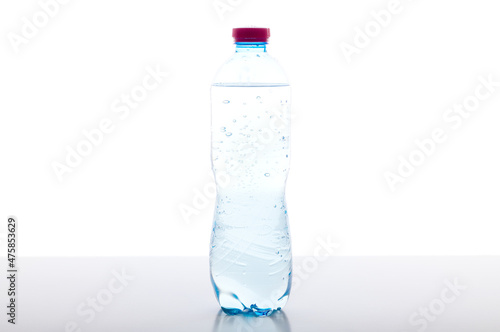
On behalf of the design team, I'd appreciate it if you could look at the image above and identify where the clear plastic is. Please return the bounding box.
[209,42,292,316]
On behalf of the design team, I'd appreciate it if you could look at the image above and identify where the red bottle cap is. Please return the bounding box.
[232,27,270,43]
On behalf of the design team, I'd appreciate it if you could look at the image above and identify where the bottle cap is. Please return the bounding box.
[232,27,270,43]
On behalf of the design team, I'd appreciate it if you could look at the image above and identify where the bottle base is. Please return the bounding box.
[221,304,281,317]
[210,272,291,317]
[211,275,291,317]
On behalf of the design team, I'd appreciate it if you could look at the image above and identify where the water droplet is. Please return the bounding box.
[233,119,236,123]
[274,205,277,208]
[264,173,270,177]
[226,132,232,137]
[286,154,289,158]
[223,100,230,104]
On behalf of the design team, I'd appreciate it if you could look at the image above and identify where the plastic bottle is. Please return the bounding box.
[209,27,292,316]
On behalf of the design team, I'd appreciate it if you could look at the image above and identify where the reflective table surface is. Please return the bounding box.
[1,257,499,331]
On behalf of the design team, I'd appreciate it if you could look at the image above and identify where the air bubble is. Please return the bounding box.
[223,100,230,104]
[226,132,232,137]
[264,173,270,177]
[220,127,226,132]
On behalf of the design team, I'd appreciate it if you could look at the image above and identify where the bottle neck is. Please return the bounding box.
[235,42,267,53]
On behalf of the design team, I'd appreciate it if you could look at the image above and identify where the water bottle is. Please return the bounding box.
[210,27,292,316]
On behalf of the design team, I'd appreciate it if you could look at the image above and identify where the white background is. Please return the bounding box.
[0,0,499,257]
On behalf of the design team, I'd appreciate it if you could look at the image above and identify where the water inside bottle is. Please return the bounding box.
[210,84,292,316]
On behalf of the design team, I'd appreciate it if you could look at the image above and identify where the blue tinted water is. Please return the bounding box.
[210,84,292,316]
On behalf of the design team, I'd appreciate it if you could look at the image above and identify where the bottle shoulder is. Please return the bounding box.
[213,52,289,86]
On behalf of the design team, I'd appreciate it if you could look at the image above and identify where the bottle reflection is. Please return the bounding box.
[212,310,291,332]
